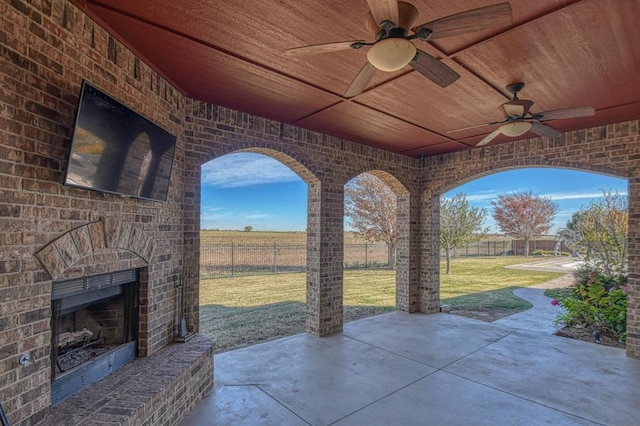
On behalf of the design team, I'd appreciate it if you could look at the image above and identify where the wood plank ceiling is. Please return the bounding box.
[73,0,640,157]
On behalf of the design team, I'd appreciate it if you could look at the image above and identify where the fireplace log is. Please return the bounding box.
[58,328,94,352]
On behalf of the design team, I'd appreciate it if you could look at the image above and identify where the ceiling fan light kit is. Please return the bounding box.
[366,37,416,71]
[500,121,532,137]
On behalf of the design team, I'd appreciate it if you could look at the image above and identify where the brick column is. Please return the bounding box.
[395,191,421,312]
[183,156,202,334]
[306,181,344,336]
[419,193,441,313]
[627,177,640,358]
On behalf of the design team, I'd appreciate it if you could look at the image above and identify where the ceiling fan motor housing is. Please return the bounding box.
[506,82,525,96]
[364,1,419,34]
[499,99,534,118]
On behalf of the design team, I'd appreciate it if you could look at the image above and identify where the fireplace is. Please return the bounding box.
[51,269,139,404]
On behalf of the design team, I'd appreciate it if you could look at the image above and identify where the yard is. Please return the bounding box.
[199,256,564,353]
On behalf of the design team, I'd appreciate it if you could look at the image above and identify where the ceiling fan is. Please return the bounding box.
[285,1,513,97]
[449,82,595,146]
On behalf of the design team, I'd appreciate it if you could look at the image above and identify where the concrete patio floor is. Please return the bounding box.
[181,312,640,425]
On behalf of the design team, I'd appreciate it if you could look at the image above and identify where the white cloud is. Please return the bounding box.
[244,213,270,220]
[202,207,224,213]
[449,189,628,203]
[201,153,301,188]
[200,209,234,221]
[462,191,502,202]
[543,191,628,201]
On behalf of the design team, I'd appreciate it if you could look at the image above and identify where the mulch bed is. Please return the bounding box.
[554,325,626,349]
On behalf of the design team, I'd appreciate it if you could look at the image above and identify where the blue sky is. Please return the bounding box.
[201,152,627,233]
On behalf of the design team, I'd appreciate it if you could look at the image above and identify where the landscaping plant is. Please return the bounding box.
[553,264,627,342]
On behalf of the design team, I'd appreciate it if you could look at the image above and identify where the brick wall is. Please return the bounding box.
[1,0,638,424]
[181,101,423,336]
[1,1,423,423]
[0,0,196,423]
[421,121,640,357]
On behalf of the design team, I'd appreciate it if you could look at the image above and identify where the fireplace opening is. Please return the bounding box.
[51,270,139,404]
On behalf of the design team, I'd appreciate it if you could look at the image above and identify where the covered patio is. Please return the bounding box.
[2,1,640,424]
[183,312,640,425]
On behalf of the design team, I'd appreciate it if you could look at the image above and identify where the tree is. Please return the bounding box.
[244,225,253,232]
[567,190,627,276]
[344,173,397,268]
[440,193,488,274]
[491,190,558,256]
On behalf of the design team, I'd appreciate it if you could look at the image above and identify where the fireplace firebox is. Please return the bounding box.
[51,270,139,404]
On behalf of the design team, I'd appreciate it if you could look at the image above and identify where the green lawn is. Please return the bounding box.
[199,256,564,352]
[440,257,563,311]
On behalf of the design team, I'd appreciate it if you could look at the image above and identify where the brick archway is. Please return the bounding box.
[182,103,421,337]
[344,170,417,313]
[433,164,626,197]
[421,124,639,357]
[189,146,344,336]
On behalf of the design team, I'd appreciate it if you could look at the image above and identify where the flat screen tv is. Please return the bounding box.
[64,81,177,202]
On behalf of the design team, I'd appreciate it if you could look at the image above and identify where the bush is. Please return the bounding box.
[553,265,627,341]
[573,263,626,291]
[532,249,571,256]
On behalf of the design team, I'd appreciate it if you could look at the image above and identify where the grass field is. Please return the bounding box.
[199,256,564,353]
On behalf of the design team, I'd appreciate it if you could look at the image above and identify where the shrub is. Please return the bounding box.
[554,265,627,341]
[532,249,571,256]
[573,263,626,291]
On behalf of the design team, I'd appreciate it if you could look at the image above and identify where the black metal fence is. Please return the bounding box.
[200,243,390,278]
[200,239,570,278]
[442,239,571,258]
[444,240,512,258]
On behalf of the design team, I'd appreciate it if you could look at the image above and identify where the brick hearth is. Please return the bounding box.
[39,335,213,426]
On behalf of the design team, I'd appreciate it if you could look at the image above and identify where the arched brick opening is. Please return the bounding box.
[421,124,639,357]
[434,165,626,196]
[187,145,350,338]
[343,170,414,313]
[183,99,422,337]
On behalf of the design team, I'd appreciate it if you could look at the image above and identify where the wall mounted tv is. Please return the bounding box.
[64,81,177,202]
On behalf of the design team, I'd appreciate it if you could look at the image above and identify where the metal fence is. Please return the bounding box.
[200,243,390,278]
[200,239,571,278]
[441,239,572,258]
[443,240,512,258]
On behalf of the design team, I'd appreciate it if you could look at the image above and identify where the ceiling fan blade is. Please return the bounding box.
[366,0,399,26]
[537,106,595,121]
[410,50,460,88]
[344,62,377,98]
[530,122,562,138]
[477,128,502,146]
[448,122,492,133]
[414,2,512,40]
[285,41,364,56]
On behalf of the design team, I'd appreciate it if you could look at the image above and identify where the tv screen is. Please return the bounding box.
[64,81,177,202]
